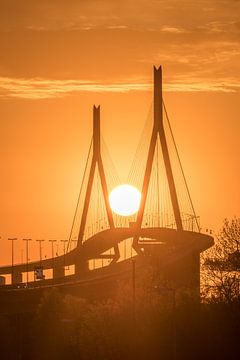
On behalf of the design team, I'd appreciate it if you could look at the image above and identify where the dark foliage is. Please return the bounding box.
[202,217,240,303]
[0,280,239,360]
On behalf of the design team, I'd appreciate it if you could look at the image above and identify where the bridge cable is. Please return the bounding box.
[67,138,93,252]
[127,103,153,189]
[162,100,200,232]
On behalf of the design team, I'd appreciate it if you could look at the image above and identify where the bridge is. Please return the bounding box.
[0,66,213,301]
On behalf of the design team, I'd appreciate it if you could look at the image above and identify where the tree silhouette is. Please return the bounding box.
[202,217,240,303]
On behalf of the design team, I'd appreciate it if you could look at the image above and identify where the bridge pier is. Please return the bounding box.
[53,266,65,279]
[75,261,88,277]
[12,271,23,284]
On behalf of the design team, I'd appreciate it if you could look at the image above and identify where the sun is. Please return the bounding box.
[109,184,141,216]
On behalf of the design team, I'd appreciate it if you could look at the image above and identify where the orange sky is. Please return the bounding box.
[0,0,239,265]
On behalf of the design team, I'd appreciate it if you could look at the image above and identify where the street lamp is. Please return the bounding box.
[49,239,57,280]
[69,239,77,251]
[36,239,45,266]
[60,240,68,275]
[23,238,32,285]
[35,239,45,281]
[8,237,17,284]
[132,259,136,324]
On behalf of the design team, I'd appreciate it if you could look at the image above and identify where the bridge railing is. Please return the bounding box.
[81,213,200,242]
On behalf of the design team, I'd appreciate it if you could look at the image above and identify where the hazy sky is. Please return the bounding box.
[0,0,239,264]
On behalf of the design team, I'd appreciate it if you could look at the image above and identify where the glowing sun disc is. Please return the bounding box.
[109,184,141,216]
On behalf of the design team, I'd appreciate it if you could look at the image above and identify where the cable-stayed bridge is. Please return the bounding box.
[0,67,213,305]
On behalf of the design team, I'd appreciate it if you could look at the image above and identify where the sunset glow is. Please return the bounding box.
[0,2,239,358]
[0,0,239,266]
[109,185,141,216]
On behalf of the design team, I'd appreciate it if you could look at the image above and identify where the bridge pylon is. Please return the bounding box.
[77,105,120,261]
[133,66,183,253]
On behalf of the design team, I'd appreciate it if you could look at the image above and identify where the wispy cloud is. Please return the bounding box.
[0,1,239,87]
[167,78,240,93]
[160,26,187,33]
[0,77,151,99]
[107,25,128,30]
[0,76,239,100]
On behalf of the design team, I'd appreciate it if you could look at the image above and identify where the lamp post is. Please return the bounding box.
[21,249,24,264]
[23,238,32,285]
[70,239,77,251]
[49,239,57,280]
[132,259,136,323]
[61,240,68,276]
[36,239,45,266]
[8,237,17,284]
[36,239,45,281]
[171,287,177,360]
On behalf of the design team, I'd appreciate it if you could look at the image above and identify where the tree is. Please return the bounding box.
[201,217,240,303]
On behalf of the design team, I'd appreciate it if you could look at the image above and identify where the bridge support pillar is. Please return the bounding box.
[75,261,88,277]
[12,271,23,284]
[53,266,65,279]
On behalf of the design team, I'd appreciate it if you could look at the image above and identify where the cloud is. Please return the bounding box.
[1,0,239,34]
[107,25,128,30]
[0,75,239,100]
[167,78,240,93]
[0,77,151,99]
[0,0,239,94]
[161,26,187,33]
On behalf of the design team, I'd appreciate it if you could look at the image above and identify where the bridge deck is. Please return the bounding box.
[0,227,213,275]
